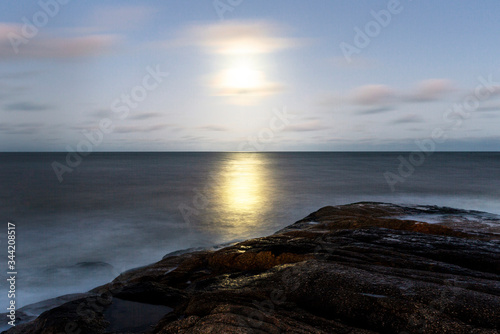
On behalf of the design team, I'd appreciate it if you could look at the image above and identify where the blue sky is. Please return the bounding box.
[1,0,500,151]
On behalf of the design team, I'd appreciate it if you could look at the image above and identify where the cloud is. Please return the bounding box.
[88,110,162,120]
[476,104,500,112]
[321,78,457,110]
[482,85,500,99]
[0,82,29,100]
[166,20,301,105]
[70,121,106,131]
[351,85,395,105]
[181,135,211,142]
[492,87,500,98]
[405,79,454,102]
[208,58,285,104]
[0,23,119,60]
[0,70,42,79]
[130,112,163,120]
[0,122,44,134]
[283,120,329,132]
[183,20,300,55]
[91,5,155,31]
[197,125,230,132]
[211,68,284,98]
[391,114,425,124]
[89,109,113,118]
[316,93,345,107]
[4,102,51,112]
[113,124,169,134]
[356,107,393,115]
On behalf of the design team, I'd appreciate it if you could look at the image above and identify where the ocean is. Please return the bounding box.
[1,152,499,308]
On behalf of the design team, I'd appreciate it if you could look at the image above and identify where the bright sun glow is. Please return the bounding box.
[208,38,283,104]
[218,154,267,210]
[218,66,264,92]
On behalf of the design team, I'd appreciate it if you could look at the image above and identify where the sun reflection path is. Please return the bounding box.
[211,153,273,238]
[220,154,267,211]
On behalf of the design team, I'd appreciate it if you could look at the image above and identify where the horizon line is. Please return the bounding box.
[1,150,499,153]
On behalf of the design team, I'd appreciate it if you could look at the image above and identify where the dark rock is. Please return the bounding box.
[0,293,93,333]
[4,203,499,333]
[103,298,172,333]
[3,296,110,334]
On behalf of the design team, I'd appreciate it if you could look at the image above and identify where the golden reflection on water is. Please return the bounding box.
[209,153,273,239]
[221,156,263,208]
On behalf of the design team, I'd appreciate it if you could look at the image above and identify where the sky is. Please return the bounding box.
[1,0,500,151]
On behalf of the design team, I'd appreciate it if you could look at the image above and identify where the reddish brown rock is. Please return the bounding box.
[4,203,499,334]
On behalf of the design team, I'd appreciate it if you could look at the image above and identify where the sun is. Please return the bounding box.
[209,53,282,104]
[217,66,265,93]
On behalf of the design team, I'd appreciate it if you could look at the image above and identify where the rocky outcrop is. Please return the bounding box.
[4,203,500,333]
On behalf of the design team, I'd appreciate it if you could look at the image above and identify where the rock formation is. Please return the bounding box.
[4,203,499,333]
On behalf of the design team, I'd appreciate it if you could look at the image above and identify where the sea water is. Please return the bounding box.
[0,152,499,308]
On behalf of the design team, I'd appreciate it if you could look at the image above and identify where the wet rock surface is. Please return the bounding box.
[3,202,500,333]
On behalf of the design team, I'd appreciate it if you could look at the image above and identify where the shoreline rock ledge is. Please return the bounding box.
[4,202,500,333]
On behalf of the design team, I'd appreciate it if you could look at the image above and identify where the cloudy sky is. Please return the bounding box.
[1,0,500,151]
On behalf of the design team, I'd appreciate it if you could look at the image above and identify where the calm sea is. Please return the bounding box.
[1,152,499,308]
